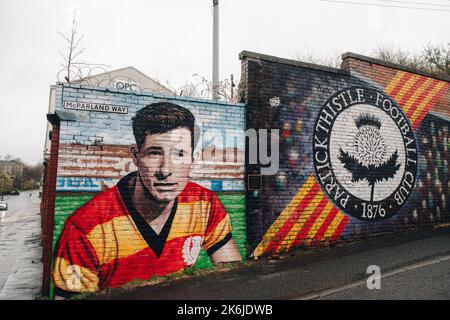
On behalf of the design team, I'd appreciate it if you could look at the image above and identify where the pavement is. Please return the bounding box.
[90,226,450,300]
[0,191,42,300]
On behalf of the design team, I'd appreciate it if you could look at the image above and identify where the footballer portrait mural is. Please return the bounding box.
[50,86,246,298]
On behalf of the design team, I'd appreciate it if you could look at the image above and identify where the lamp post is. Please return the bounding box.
[212,0,219,100]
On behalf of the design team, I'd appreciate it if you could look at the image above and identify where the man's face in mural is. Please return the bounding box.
[132,127,193,202]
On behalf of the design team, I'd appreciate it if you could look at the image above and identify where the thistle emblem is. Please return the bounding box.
[314,87,417,221]
[338,114,401,202]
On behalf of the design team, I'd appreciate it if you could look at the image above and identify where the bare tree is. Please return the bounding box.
[293,43,449,78]
[168,74,240,103]
[23,163,43,183]
[57,12,84,83]
[294,48,342,69]
[422,43,450,77]
[373,43,450,77]
[374,43,424,70]
[57,10,109,84]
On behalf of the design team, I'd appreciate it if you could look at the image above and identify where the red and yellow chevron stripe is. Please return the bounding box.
[385,71,449,129]
[253,176,350,257]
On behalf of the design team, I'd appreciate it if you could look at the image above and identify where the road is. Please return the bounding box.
[316,257,450,300]
[91,227,450,300]
[0,191,42,300]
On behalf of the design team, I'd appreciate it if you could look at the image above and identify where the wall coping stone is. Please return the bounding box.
[239,50,350,76]
[239,50,450,84]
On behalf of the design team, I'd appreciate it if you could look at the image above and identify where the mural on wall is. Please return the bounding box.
[47,55,450,296]
[313,87,417,221]
[241,52,450,258]
[414,113,450,224]
[51,87,246,298]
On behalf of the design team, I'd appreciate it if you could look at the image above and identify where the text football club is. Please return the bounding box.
[313,87,418,221]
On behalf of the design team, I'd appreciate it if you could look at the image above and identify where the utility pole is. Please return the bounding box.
[212,0,219,100]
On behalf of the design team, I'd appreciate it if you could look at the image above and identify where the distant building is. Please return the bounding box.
[0,159,24,189]
[43,66,175,160]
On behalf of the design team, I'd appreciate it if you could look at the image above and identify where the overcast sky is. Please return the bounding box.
[0,0,449,164]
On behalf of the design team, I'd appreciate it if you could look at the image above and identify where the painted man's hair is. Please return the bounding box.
[132,102,198,151]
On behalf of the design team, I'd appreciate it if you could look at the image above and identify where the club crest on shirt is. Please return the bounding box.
[182,236,203,265]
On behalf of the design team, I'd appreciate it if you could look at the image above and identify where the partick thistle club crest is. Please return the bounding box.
[313,87,418,221]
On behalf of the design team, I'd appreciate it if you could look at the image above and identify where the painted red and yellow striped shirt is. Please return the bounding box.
[53,173,233,297]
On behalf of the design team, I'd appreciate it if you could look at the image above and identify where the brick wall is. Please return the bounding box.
[44,84,246,297]
[240,51,450,258]
[41,118,60,297]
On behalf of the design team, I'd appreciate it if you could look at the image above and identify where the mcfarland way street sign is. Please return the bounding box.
[64,101,128,114]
